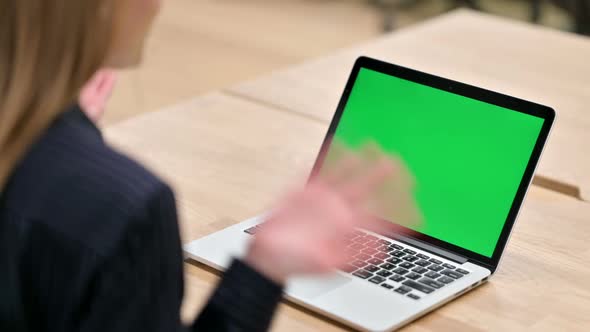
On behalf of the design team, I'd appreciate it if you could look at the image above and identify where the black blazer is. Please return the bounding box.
[0,106,282,332]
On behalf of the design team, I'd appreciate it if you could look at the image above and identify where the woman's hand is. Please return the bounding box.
[79,69,118,122]
[245,144,405,285]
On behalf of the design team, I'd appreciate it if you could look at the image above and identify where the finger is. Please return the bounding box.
[358,140,383,163]
[374,184,423,228]
[320,141,384,189]
[329,141,389,192]
[340,158,395,203]
[320,152,362,187]
[357,189,425,239]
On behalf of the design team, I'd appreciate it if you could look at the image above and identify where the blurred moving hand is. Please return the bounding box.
[245,141,421,284]
[79,69,118,122]
[323,141,423,229]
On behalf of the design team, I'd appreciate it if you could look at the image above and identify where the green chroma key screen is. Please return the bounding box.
[332,68,545,257]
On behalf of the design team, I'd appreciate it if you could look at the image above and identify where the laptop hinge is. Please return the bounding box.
[387,233,468,264]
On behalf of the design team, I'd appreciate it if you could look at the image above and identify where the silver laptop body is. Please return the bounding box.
[185,216,491,331]
[184,57,555,331]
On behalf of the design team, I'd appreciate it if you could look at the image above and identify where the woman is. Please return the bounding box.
[0,1,395,331]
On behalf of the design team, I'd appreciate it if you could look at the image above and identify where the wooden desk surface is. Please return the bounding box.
[105,93,590,331]
[227,9,590,201]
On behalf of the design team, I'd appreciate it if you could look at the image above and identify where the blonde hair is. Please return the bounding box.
[0,0,116,189]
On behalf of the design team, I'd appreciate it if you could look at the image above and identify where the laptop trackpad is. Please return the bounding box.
[286,274,352,300]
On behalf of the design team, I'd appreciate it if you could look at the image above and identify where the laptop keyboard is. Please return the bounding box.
[244,226,470,301]
[341,230,470,300]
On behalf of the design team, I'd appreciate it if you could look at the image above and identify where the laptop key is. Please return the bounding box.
[406,272,421,280]
[429,258,443,265]
[352,260,368,268]
[425,271,441,279]
[355,253,371,261]
[390,244,404,250]
[387,257,402,264]
[394,286,412,294]
[443,263,456,269]
[418,278,444,289]
[428,264,444,272]
[369,276,385,284]
[456,268,470,275]
[391,251,406,257]
[440,269,464,279]
[368,258,384,266]
[380,263,396,270]
[377,246,390,253]
[403,249,416,255]
[389,274,405,283]
[381,283,394,290]
[354,237,371,244]
[412,267,428,274]
[350,243,365,250]
[415,260,431,267]
[375,252,390,260]
[407,293,421,300]
[399,262,414,269]
[365,265,380,273]
[362,248,378,255]
[353,270,372,279]
[366,241,381,249]
[438,276,455,284]
[403,256,419,262]
[377,270,393,278]
[378,239,391,245]
[402,280,435,294]
[416,253,430,260]
[392,267,409,275]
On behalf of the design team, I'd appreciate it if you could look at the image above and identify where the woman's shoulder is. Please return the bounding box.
[2,112,176,256]
[12,125,168,206]
[49,144,175,254]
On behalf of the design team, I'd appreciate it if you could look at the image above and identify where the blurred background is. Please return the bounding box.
[105,0,589,124]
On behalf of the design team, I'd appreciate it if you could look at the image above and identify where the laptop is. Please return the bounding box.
[184,56,555,331]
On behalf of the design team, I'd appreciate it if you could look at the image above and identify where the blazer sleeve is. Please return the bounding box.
[78,183,283,332]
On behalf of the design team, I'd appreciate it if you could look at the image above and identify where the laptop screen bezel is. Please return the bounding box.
[310,56,555,271]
